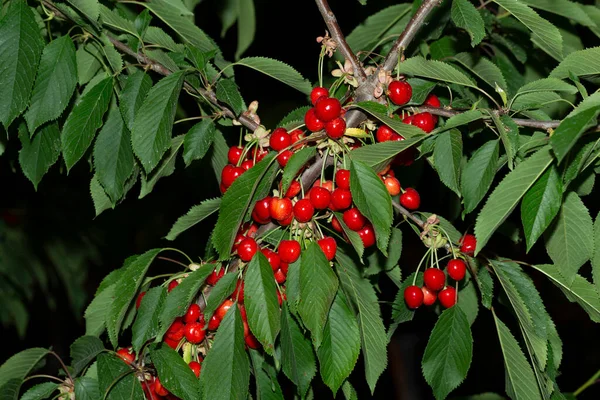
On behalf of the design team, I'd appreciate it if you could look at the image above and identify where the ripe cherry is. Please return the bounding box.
[167,280,179,292]
[422,286,437,306]
[269,128,291,151]
[276,150,293,167]
[261,248,281,271]
[460,234,477,255]
[189,361,201,378]
[447,259,467,281]
[269,197,293,221]
[185,322,206,344]
[311,86,329,105]
[163,337,179,350]
[384,177,401,196]
[331,216,343,232]
[290,129,305,144]
[238,237,258,262]
[400,188,420,210]
[402,114,414,124]
[245,332,261,349]
[278,212,294,226]
[376,125,398,142]
[166,319,185,341]
[305,108,325,132]
[285,180,301,198]
[208,314,221,331]
[313,179,334,192]
[343,208,366,231]
[358,223,376,247]
[335,169,350,190]
[325,117,346,139]
[221,164,245,188]
[318,237,337,261]
[404,285,424,309]
[277,290,287,306]
[153,377,169,397]
[252,197,272,223]
[116,348,135,365]
[388,80,412,105]
[136,291,146,309]
[330,188,352,210]
[206,267,225,285]
[411,112,435,133]
[293,199,314,223]
[241,159,254,170]
[438,287,457,308]
[184,303,201,324]
[251,147,269,162]
[227,146,245,165]
[232,280,244,303]
[278,240,301,263]
[315,97,342,122]
[274,268,286,284]
[280,262,289,275]
[215,299,234,320]
[309,186,331,210]
[425,93,441,108]
[423,268,446,292]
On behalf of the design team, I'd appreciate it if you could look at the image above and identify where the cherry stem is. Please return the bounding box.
[161,248,193,264]
[49,351,73,383]
[157,256,189,269]
[24,374,65,384]
[413,247,432,285]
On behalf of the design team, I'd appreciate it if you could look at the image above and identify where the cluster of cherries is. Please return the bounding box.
[403,233,477,309]
[387,79,441,133]
[304,87,346,138]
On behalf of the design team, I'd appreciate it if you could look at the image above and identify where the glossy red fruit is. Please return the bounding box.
[206,267,225,285]
[330,188,352,210]
[184,303,201,324]
[331,216,343,232]
[376,125,397,142]
[136,291,146,309]
[221,164,245,188]
[153,378,169,396]
[309,186,331,210]
[261,248,281,271]
[311,86,329,105]
[274,268,286,284]
[252,197,272,223]
[318,237,337,261]
[384,177,401,196]
[241,160,254,170]
[290,129,305,144]
[402,115,414,124]
[285,181,301,198]
[438,287,457,308]
[116,348,135,364]
[238,237,258,262]
[411,112,435,133]
[276,150,293,167]
[325,117,346,139]
[305,108,325,132]
[208,315,221,331]
[388,80,412,105]
[424,93,441,108]
[447,259,467,281]
[166,319,185,341]
[278,240,301,263]
[232,280,245,303]
[280,262,289,275]
[227,146,245,165]
[278,212,294,227]
[335,169,350,190]
[163,337,179,349]
[269,128,292,151]
[423,268,446,291]
[400,187,420,210]
[422,286,437,306]
[252,147,269,162]
[189,361,201,378]
[167,280,179,292]
[358,223,376,247]
[404,285,424,309]
[277,290,287,306]
[460,234,477,255]
[315,97,342,122]
[293,199,314,223]
[269,197,293,221]
[245,332,261,349]
[239,305,248,321]
[185,322,206,344]
[313,179,334,192]
[343,208,366,231]
[215,299,234,320]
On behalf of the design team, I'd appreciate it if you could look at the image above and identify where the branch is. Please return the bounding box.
[392,201,426,229]
[315,0,367,84]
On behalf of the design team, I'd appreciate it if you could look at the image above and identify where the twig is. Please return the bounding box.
[314,0,367,84]
[392,201,426,229]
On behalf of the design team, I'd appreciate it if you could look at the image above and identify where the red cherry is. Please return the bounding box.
[313,179,334,192]
[163,337,179,349]
[239,305,248,321]
[311,86,329,105]
[358,223,376,247]
[400,188,420,210]
[245,332,261,349]
[206,267,225,285]
[330,188,352,210]
[460,234,477,255]
[331,216,343,232]
[221,164,245,188]
[238,237,258,262]
[166,319,185,341]
[208,314,221,331]
[278,212,294,226]
[335,169,350,190]
[215,299,234,320]
[343,208,366,231]
[251,147,269,162]
[232,280,244,303]
[278,240,301,263]
[438,287,457,308]
[422,286,437,306]
[388,80,412,105]
[241,159,254,170]
[402,115,414,124]
[274,268,286,284]
[184,303,201,324]
[189,361,201,378]
[185,322,206,344]
[317,237,337,261]
[153,377,169,397]
[269,197,293,221]
[280,262,289,275]
[293,199,314,223]
[290,129,305,143]
[305,108,325,132]
[261,248,281,271]
[252,197,272,224]
[167,280,179,292]
[423,268,446,292]
[315,97,342,122]
[404,285,424,309]
[425,93,441,108]
[376,125,398,142]
[285,181,301,198]
[325,117,346,139]
[227,146,245,165]
[411,112,435,133]
[269,128,292,151]
[277,290,287,306]
[116,348,135,364]
[308,186,331,210]
[136,291,146,309]
[276,150,293,167]
[447,259,467,281]
[384,177,401,196]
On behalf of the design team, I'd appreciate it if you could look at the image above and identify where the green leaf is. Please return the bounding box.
[493,314,542,400]
[235,0,255,60]
[451,53,507,93]
[210,130,229,184]
[521,166,562,251]
[490,114,519,170]
[277,106,311,129]
[21,382,58,400]
[62,76,112,170]
[212,153,277,259]
[493,0,563,61]
[280,303,317,397]
[0,378,21,400]
[474,147,554,254]
[67,0,100,22]
[422,307,473,400]
[139,135,185,198]
[216,78,245,115]
[24,35,77,133]
[0,0,44,129]
[398,57,476,89]
[76,43,102,85]
[299,242,339,348]
[350,160,393,253]
[132,286,166,353]
[432,110,485,134]
[234,57,312,95]
[551,47,600,80]
[166,198,222,240]
[85,284,115,336]
[146,27,184,53]
[513,78,577,100]
[70,336,104,376]
[457,281,479,326]
[90,174,113,216]
[18,122,61,190]
[451,0,485,46]
[106,249,162,348]
[249,350,284,400]
[74,377,99,400]
[406,78,437,105]
[433,129,462,196]
[245,252,281,354]
[365,227,402,275]
[334,212,366,262]
[511,91,561,111]
[388,273,422,339]
[476,266,494,309]
[520,0,595,27]
[120,71,153,132]
[550,106,600,164]
[280,147,316,193]
[462,140,499,214]
[317,291,361,395]
[99,5,137,36]
[150,345,200,400]
[203,272,238,322]
[0,348,49,389]
[352,101,427,139]
[336,250,387,394]
[183,120,216,166]
[350,135,426,172]
[491,33,527,64]
[199,306,250,400]
[544,192,593,283]
[131,71,185,173]
[97,353,144,400]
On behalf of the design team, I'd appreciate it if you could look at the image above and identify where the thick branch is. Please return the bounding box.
[315,0,367,84]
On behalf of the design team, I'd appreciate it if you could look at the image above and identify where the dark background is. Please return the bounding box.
[1,0,599,398]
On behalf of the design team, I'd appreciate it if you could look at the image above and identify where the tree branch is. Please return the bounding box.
[392,201,426,229]
[315,0,367,84]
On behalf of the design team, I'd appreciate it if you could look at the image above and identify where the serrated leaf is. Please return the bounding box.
[451,0,485,46]
[199,306,250,400]
[131,71,184,173]
[520,0,595,27]
[18,122,61,190]
[99,5,136,35]
[74,377,99,400]
[491,33,527,64]
[280,303,317,397]
[0,378,21,400]
[24,35,77,133]
[406,78,437,105]
[76,44,102,86]
[511,91,561,111]
[249,350,284,400]
[544,192,593,283]
[90,174,112,216]
[70,336,104,376]
[280,147,316,193]
[513,78,577,101]
[97,353,143,400]
[235,0,255,60]
[138,134,184,198]
[422,307,473,400]
[457,281,479,326]
[0,0,44,129]
[0,348,49,389]
[234,57,311,95]
[352,101,427,139]
[183,119,216,166]
[67,0,99,22]
[299,242,338,348]
[551,47,600,79]
[210,129,228,184]
[398,57,477,89]
[21,382,58,400]
[521,166,562,251]
[365,227,402,275]
[85,283,115,336]
[277,106,311,128]
[350,135,426,172]
[146,27,184,53]
[452,53,507,93]
[219,0,237,38]
[333,212,365,262]
[490,113,519,170]
[350,160,393,253]
[433,129,462,196]
[474,147,553,254]
[120,71,153,132]
[132,286,166,353]
[166,198,221,240]
[150,345,199,400]
[462,140,499,214]
[476,266,494,309]
[202,271,238,322]
[432,110,484,135]
[216,78,245,115]
[550,105,600,164]
[388,273,423,340]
